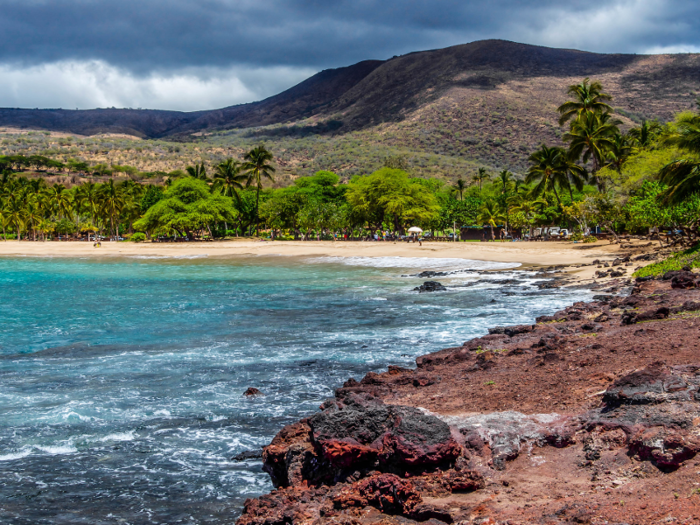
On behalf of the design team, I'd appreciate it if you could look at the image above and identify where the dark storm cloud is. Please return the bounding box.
[0,0,698,75]
[0,1,698,110]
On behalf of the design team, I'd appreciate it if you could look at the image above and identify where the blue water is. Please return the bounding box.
[0,255,588,524]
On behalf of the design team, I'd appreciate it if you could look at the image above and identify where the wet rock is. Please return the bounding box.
[262,421,314,488]
[415,270,448,278]
[232,450,263,462]
[243,387,263,396]
[414,281,447,293]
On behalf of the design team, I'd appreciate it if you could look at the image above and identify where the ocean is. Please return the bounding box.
[0,255,588,524]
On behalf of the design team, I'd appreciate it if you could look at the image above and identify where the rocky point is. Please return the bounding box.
[238,270,700,525]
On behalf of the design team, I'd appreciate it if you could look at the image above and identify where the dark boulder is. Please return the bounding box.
[243,387,263,396]
[670,271,698,289]
[603,362,674,406]
[308,402,461,474]
[232,449,263,462]
[621,306,670,325]
[414,281,447,292]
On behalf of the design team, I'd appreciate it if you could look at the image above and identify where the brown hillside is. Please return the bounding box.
[1,40,699,172]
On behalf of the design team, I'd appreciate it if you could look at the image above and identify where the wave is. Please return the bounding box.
[309,256,518,271]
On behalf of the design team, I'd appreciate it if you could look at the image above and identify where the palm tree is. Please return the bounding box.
[563,111,620,188]
[659,113,700,203]
[0,205,7,241]
[454,178,466,200]
[4,192,26,241]
[243,145,275,232]
[48,184,73,220]
[628,120,662,148]
[512,199,547,240]
[98,179,125,239]
[557,78,613,126]
[75,182,100,227]
[472,167,489,191]
[477,200,503,241]
[525,145,569,207]
[497,170,513,195]
[24,196,44,241]
[213,159,246,200]
[604,133,633,173]
[186,162,208,181]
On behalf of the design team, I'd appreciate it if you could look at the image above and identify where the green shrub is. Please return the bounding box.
[583,236,597,243]
[130,232,147,243]
[633,243,700,278]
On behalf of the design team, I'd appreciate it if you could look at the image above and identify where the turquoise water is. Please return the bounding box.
[0,255,588,524]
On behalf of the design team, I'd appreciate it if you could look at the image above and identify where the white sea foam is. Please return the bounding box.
[99,431,135,442]
[310,256,518,271]
[0,449,32,462]
[35,444,78,455]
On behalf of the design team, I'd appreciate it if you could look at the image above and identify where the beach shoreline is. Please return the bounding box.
[0,238,652,284]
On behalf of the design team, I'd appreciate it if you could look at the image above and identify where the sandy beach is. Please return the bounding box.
[0,239,645,284]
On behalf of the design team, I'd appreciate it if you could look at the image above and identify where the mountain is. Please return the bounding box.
[1,40,699,170]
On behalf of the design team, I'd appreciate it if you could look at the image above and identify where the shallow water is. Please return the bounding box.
[0,255,588,524]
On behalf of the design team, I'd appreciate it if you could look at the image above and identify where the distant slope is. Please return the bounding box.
[0,40,698,145]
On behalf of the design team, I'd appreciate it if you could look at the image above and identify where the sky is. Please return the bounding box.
[0,0,698,112]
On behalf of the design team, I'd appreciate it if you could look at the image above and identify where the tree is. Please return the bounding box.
[477,200,503,240]
[346,168,439,233]
[525,145,571,207]
[75,182,100,226]
[472,167,489,190]
[454,178,467,200]
[186,162,208,181]
[604,133,633,173]
[628,120,663,148]
[213,159,247,201]
[563,111,620,183]
[659,112,700,204]
[134,178,237,240]
[98,179,125,239]
[557,78,613,126]
[243,145,276,232]
[48,184,73,220]
[140,185,164,213]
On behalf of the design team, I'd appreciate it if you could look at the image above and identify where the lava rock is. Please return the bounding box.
[414,281,447,293]
[244,387,263,396]
[232,450,263,462]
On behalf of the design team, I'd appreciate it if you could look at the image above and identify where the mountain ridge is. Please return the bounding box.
[0,40,698,149]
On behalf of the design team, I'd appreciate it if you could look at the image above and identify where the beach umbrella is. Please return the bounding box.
[407,227,423,233]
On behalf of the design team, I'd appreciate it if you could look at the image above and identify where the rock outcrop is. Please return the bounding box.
[239,272,700,524]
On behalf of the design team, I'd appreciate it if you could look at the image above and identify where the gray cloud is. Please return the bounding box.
[0,0,698,110]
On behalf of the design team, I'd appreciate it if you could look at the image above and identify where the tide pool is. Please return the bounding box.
[0,255,587,524]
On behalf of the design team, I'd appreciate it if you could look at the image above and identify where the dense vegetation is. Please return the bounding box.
[0,79,698,243]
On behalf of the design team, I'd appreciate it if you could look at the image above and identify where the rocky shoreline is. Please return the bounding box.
[237,268,700,525]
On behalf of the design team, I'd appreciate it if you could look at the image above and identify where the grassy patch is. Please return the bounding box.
[484,380,496,386]
[633,243,700,278]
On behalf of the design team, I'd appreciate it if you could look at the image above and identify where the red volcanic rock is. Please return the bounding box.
[262,421,314,488]
[629,427,700,470]
[356,474,422,515]
[239,274,700,525]
[308,401,461,474]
